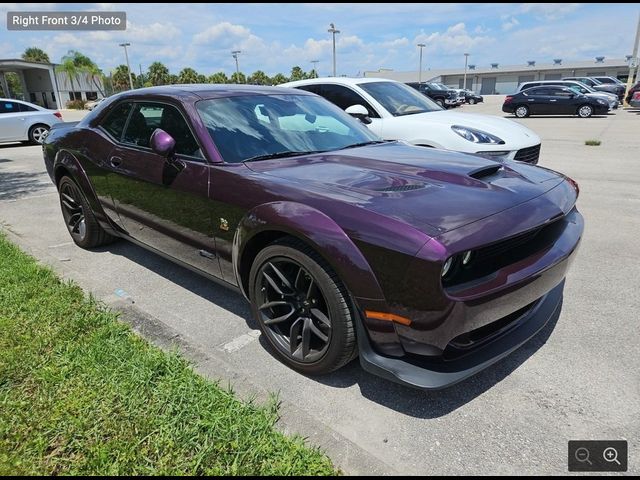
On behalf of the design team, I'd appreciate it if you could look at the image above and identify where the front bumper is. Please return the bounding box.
[357,279,564,390]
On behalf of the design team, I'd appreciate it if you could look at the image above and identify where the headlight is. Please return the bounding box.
[441,257,453,277]
[451,125,505,144]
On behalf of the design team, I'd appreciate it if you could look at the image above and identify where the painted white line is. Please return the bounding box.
[48,242,74,248]
[220,330,261,353]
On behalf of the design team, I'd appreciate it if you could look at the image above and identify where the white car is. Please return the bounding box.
[281,78,542,164]
[0,98,63,144]
[85,97,106,111]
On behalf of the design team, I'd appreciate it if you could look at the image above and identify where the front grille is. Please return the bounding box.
[474,226,542,260]
[514,144,541,164]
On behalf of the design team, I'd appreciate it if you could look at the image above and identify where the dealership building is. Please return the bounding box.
[0,58,105,109]
[364,57,633,95]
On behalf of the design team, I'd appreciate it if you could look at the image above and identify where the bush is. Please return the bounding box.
[65,99,87,110]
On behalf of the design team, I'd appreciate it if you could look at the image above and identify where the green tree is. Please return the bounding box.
[56,56,80,94]
[147,61,169,86]
[230,71,246,84]
[289,66,306,81]
[86,63,106,97]
[177,68,199,84]
[308,69,318,79]
[168,74,179,85]
[248,70,270,85]
[270,73,289,85]
[22,47,50,63]
[2,73,23,98]
[196,74,207,83]
[112,65,135,92]
[56,50,106,95]
[208,72,229,83]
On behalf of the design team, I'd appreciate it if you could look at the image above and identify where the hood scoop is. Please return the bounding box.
[469,164,502,180]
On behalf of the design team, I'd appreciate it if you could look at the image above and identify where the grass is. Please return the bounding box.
[0,233,336,475]
[584,139,602,146]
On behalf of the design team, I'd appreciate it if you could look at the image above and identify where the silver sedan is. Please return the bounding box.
[0,98,63,145]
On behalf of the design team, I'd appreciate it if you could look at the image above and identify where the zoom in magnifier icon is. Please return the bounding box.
[603,447,621,465]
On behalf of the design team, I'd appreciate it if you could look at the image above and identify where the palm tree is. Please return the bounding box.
[178,68,199,84]
[86,64,105,97]
[270,73,289,85]
[112,65,135,92]
[22,47,50,63]
[208,72,229,84]
[147,61,169,86]
[230,72,246,84]
[289,66,306,81]
[248,70,270,85]
[55,57,80,95]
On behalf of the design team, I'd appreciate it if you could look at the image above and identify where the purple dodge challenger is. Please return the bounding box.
[43,85,583,389]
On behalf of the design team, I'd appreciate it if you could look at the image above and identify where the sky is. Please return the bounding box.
[0,3,638,77]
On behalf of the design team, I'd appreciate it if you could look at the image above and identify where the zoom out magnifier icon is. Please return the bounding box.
[603,447,621,465]
[575,447,592,465]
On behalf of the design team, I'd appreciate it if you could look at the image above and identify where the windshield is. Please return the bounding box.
[569,83,592,93]
[428,83,445,90]
[195,94,379,163]
[358,81,442,116]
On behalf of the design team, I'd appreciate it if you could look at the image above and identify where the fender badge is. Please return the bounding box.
[219,218,229,231]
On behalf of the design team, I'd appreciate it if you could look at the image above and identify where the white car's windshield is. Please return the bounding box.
[358,81,442,116]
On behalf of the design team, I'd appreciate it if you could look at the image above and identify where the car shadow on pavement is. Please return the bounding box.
[98,239,562,418]
[0,169,54,201]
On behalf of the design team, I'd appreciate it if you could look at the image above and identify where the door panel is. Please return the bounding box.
[108,101,221,277]
[0,102,25,141]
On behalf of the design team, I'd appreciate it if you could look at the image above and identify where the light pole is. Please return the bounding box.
[311,60,319,78]
[328,23,340,77]
[231,50,241,83]
[463,52,470,90]
[624,13,640,106]
[118,42,134,90]
[417,43,426,84]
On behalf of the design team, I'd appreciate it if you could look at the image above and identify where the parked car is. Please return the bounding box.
[437,84,466,105]
[591,76,625,86]
[630,91,640,108]
[42,84,583,390]
[85,97,106,111]
[517,80,619,110]
[503,86,610,118]
[282,77,542,163]
[463,90,484,104]
[406,82,458,108]
[0,98,63,144]
[563,76,625,101]
[625,81,640,104]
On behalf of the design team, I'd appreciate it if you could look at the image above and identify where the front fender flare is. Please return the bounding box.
[233,201,386,303]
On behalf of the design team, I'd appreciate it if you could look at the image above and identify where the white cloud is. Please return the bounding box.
[415,23,494,55]
[502,17,520,31]
[193,22,252,45]
[519,3,581,20]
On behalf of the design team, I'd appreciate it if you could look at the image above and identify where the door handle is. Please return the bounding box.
[550,99,557,102]
[109,156,123,168]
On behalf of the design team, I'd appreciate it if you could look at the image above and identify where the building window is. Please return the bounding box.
[30,93,37,103]
[69,92,82,101]
[85,91,98,101]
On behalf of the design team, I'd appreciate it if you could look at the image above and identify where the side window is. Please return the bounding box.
[319,84,379,118]
[295,84,322,95]
[530,88,550,96]
[100,102,133,141]
[123,102,202,158]
[19,103,38,112]
[0,101,20,114]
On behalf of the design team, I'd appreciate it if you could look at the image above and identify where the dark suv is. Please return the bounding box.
[563,76,625,101]
[626,81,640,104]
[407,82,458,108]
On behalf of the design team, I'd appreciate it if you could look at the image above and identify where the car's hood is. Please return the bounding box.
[585,92,616,102]
[247,142,564,233]
[395,110,540,145]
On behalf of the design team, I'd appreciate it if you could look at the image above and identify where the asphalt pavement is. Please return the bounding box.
[1,99,638,475]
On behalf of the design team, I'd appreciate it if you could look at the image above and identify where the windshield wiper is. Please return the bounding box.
[338,140,391,150]
[242,150,324,163]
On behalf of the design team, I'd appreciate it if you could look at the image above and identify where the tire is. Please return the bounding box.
[515,105,530,118]
[249,238,357,375]
[28,124,50,145]
[469,98,476,105]
[58,176,115,249]
[435,98,445,108]
[577,104,593,118]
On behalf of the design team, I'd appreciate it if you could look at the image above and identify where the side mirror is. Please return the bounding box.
[150,128,176,158]
[345,104,372,125]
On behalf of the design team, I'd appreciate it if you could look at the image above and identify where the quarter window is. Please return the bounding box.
[100,102,133,141]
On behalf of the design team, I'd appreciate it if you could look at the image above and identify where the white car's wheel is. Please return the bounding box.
[28,124,50,145]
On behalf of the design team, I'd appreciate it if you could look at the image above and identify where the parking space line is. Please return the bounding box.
[220,330,261,353]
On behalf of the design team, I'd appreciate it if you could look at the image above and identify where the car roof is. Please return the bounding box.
[282,77,398,88]
[114,84,314,100]
[0,98,46,110]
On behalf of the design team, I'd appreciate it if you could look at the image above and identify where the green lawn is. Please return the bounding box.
[0,234,336,475]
